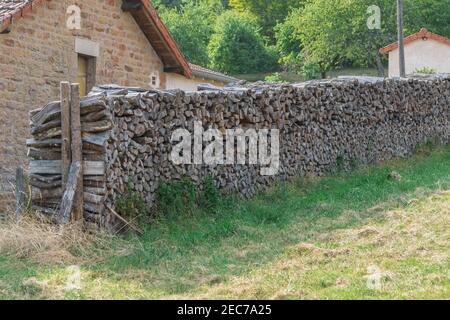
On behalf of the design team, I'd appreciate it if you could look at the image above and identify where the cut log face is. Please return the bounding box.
[28,77,450,229]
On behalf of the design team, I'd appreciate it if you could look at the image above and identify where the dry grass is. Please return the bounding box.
[0,213,132,266]
[169,188,449,299]
[0,144,448,299]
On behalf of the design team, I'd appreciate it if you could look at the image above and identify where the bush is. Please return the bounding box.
[264,72,283,83]
[274,12,303,72]
[208,11,278,75]
[156,175,221,216]
[414,67,436,75]
[116,180,148,223]
[158,1,223,66]
[301,63,321,80]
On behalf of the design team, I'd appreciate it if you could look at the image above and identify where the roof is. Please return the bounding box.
[380,28,450,55]
[189,63,239,83]
[0,0,192,78]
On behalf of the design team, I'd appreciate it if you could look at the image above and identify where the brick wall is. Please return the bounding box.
[0,0,166,210]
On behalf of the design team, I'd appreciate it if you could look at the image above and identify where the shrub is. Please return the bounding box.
[158,1,223,66]
[414,67,437,75]
[208,11,278,75]
[156,175,221,216]
[116,180,148,223]
[264,72,283,83]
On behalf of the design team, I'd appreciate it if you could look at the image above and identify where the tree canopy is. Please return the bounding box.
[152,0,450,77]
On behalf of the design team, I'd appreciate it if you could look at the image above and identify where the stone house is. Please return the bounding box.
[380,28,450,77]
[0,0,236,209]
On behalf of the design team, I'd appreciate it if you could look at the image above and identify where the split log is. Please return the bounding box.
[57,161,81,224]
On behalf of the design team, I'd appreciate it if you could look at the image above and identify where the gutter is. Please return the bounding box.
[192,69,239,84]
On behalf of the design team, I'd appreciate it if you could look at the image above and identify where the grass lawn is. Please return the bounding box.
[237,67,386,83]
[0,143,449,300]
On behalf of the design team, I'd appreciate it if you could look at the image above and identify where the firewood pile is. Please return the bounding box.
[27,77,450,228]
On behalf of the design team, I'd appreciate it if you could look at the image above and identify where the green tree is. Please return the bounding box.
[208,11,278,74]
[229,0,304,39]
[403,0,450,38]
[278,0,398,78]
[158,1,225,66]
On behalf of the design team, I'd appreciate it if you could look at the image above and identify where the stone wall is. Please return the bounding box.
[0,0,166,209]
[28,76,450,228]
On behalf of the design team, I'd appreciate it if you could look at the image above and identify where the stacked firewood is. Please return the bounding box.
[27,93,111,228]
[28,77,450,228]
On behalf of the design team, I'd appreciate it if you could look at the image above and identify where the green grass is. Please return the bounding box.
[237,67,387,83]
[0,143,449,299]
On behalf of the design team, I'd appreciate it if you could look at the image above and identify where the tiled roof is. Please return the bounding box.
[0,0,44,33]
[380,28,450,55]
[189,63,238,83]
[0,0,192,78]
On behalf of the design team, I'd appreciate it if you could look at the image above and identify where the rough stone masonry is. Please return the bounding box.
[28,76,450,229]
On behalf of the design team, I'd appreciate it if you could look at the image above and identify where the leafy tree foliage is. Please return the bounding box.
[229,0,304,39]
[208,11,278,74]
[403,0,450,38]
[152,0,450,78]
[157,1,224,66]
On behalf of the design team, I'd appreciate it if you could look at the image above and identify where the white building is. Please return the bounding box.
[380,28,450,77]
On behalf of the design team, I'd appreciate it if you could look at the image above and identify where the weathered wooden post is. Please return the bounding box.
[397,0,406,77]
[60,82,71,185]
[70,83,84,221]
[15,166,25,217]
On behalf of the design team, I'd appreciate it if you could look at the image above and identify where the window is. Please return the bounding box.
[149,71,160,88]
[77,54,96,96]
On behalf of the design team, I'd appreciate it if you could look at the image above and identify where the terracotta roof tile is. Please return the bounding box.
[380,28,450,55]
[0,0,43,33]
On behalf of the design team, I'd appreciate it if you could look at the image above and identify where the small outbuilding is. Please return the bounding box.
[380,28,450,77]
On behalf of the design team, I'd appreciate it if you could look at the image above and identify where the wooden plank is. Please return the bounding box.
[29,160,61,174]
[84,192,104,204]
[61,81,71,185]
[58,161,81,224]
[71,83,84,221]
[30,101,61,127]
[27,148,61,160]
[30,118,61,135]
[32,187,63,201]
[29,160,104,175]
[85,187,107,195]
[29,174,62,183]
[83,161,105,175]
[29,178,62,189]
[15,167,25,216]
[26,138,62,148]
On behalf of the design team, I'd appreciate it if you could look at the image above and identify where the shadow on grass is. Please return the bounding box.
[94,144,450,297]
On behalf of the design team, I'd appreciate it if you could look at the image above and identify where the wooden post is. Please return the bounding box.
[58,161,81,224]
[397,0,406,77]
[60,82,71,185]
[15,166,24,217]
[70,83,84,221]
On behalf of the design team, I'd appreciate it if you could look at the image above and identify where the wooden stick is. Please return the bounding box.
[15,167,24,217]
[106,205,144,235]
[70,83,84,221]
